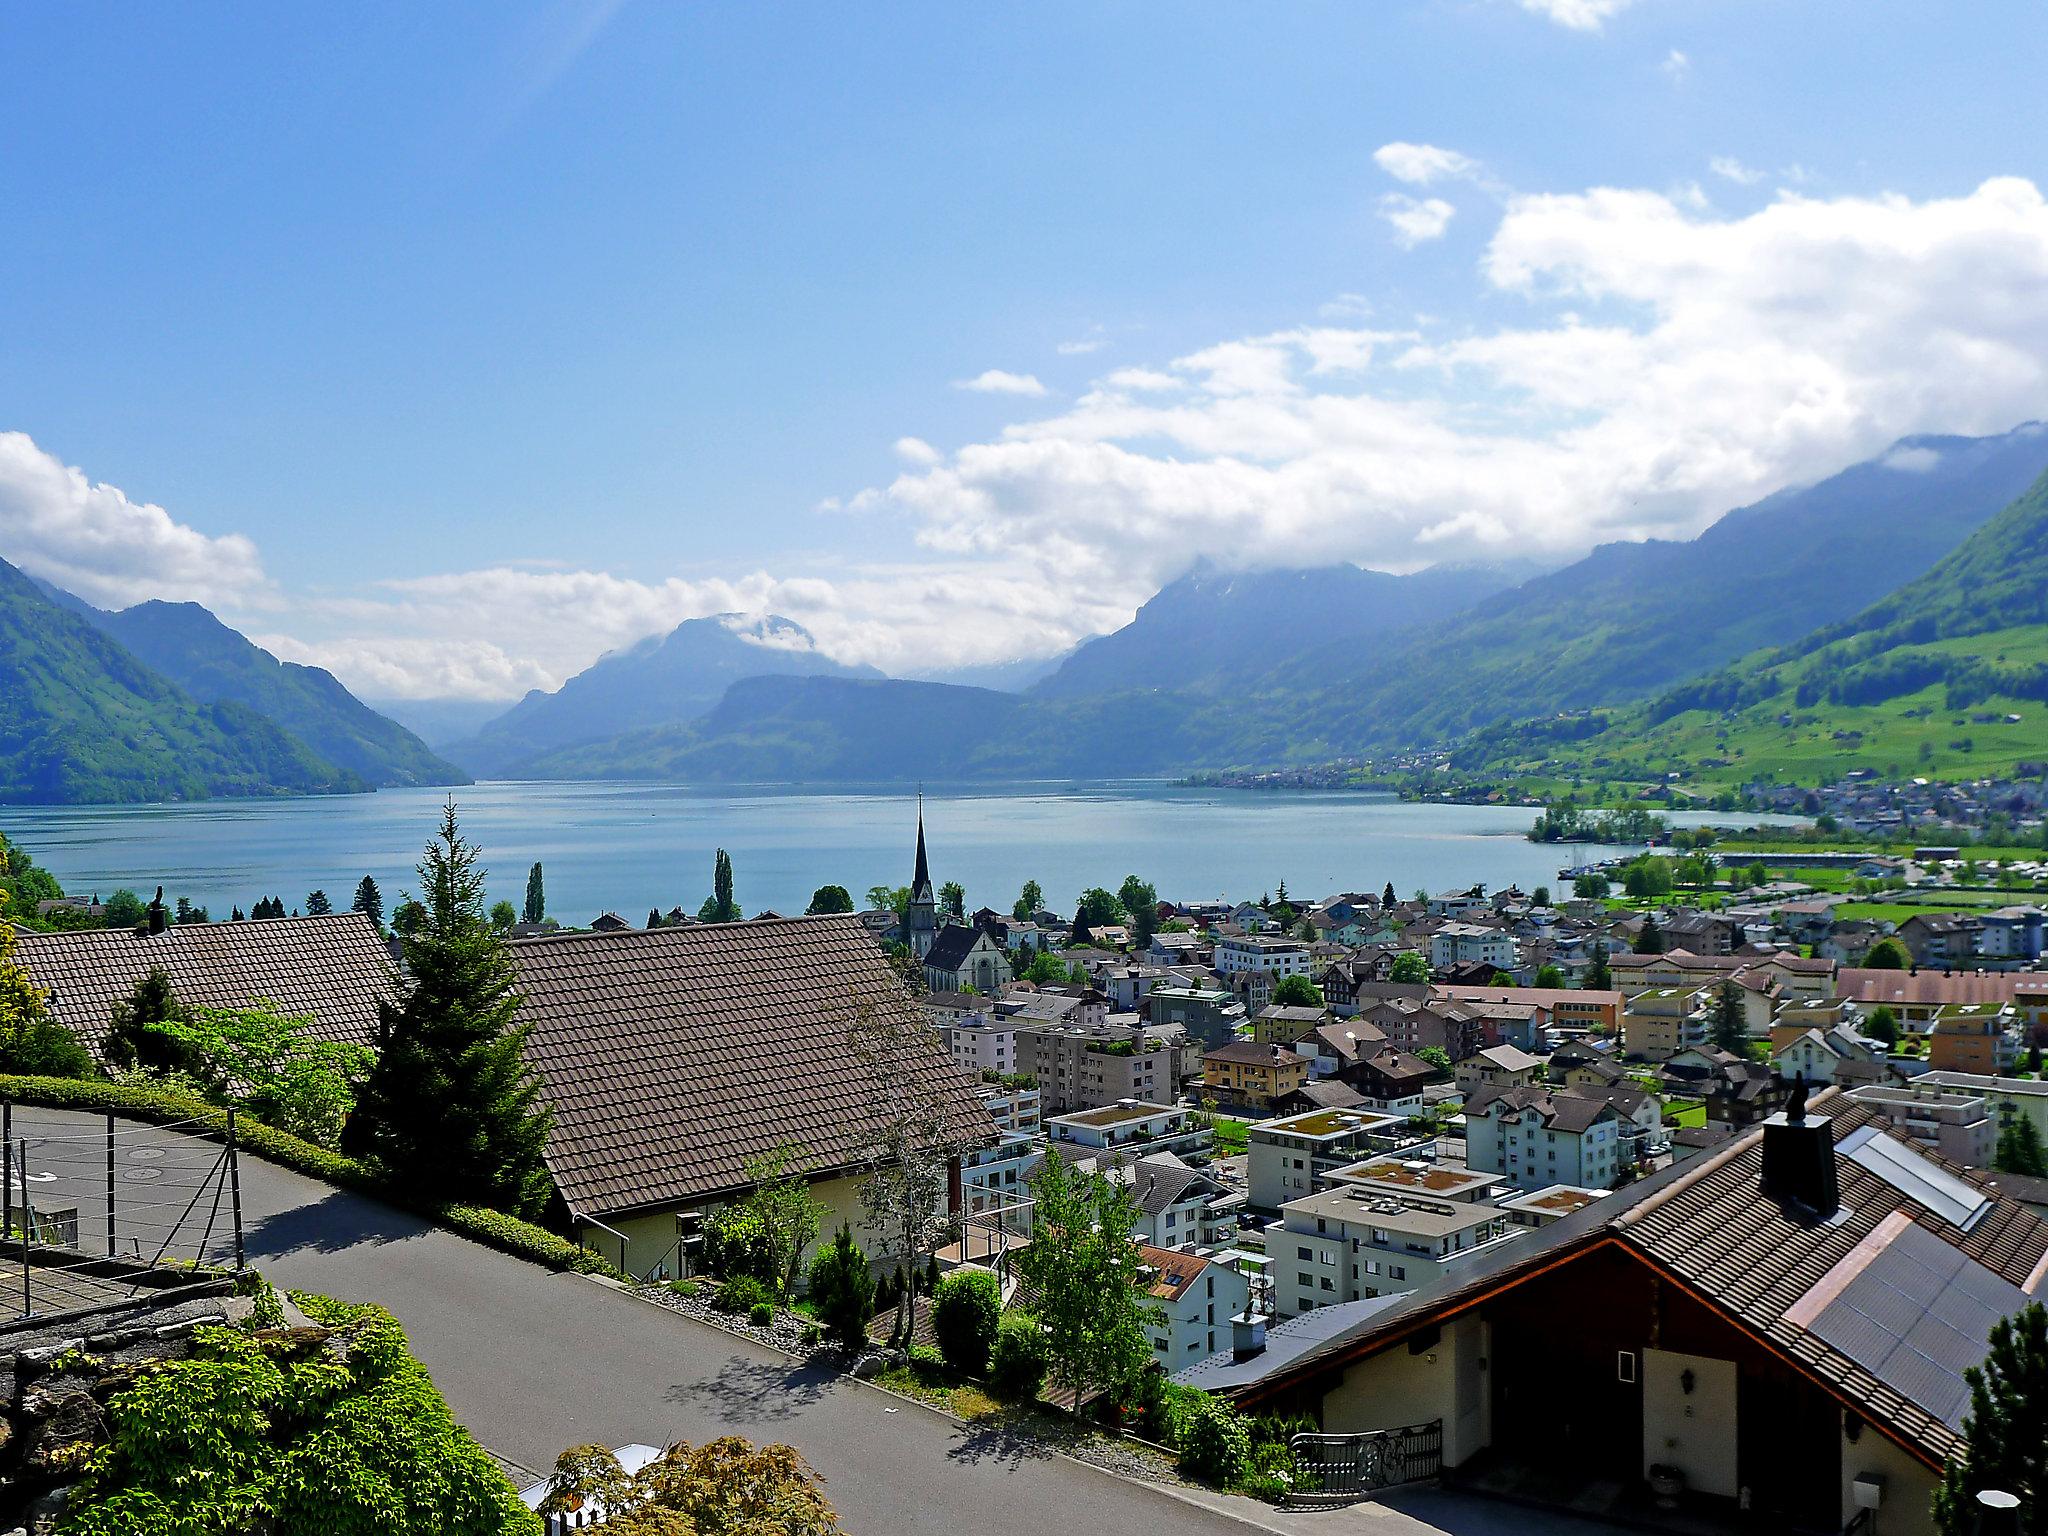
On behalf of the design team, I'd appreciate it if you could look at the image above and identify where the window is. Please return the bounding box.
[1389,1265,1406,1280]
[1297,1246,1313,1261]
[1298,1273,1314,1288]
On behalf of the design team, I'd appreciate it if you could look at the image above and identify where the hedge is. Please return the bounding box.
[0,1074,622,1280]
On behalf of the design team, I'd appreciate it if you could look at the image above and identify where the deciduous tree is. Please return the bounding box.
[1389,951,1430,984]
[1013,880,1043,921]
[806,885,853,915]
[1018,1153,1153,1414]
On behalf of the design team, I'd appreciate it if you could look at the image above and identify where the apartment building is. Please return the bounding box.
[1010,1021,1180,1113]
[1464,1085,1625,1190]
[1140,1246,1252,1367]
[1845,1082,1996,1167]
[1214,935,1311,981]
[1273,1183,1516,1314]
[1621,986,1712,1063]
[1245,1108,1412,1214]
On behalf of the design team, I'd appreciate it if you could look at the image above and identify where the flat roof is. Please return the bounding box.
[1252,1109,1402,1140]
[1051,1100,1180,1128]
[1328,1158,1497,1196]
[1281,1185,1508,1235]
[1500,1184,1608,1216]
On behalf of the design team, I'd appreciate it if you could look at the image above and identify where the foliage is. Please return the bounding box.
[344,803,554,1218]
[1013,880,1043,921]
[132,1003,372,1149]
[1417,1046,1452,1074]
[1636,913,1665,955]
[1175,1391,1253,1487]
[988,1311,1051,1400]
[806,884,854,915]
[1574,872,1611,899]
[1997,1117,2048,1178]
[1534,964,1566,989]
[1862,937,1912,970]
[489,899,517,930]
[1018,1153,1154,1413]
[1388,951,1430,984]
[1708,980,1749,1055]
[699,848,741,923]
[702,1205,777,1286]
[105,968,197,1073]
[351,874,384,931]
[543,1436,841,1536]
[1073,887,1126,931]
[1936,1303,2047,1534]
[939,880,965,919]
[1622,856,1675,900]
[524,861,545,924]
[1585,940,1612,990]
[715,1274,774,1315]
[932,1269,1002,1375]
[740,1145,824,1300]
[805,1224,875,1354]
[1270,973,1324,1008]
[1863,1004,1899,1045]
[59,1296,537,1536]
[303,888,332,916]
[749,1301,775,1327]
[0,896,92,1078]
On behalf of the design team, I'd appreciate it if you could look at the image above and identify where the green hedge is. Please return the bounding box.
[0,1074,620,1279]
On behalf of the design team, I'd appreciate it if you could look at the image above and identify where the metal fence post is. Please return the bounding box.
[2,1102,11,1242]
[106,1113,116,1258]
[18,1137,30,1319]
[226,1108,245,1272]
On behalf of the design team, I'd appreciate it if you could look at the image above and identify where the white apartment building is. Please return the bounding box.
[1429,923,1519,973]
[1274,1183,1517,1315]
[1214,935,1311,981]
[1463,1086,1625,1191]
[1245,1108,1413,1214]
[1847,1082,1997,1168]
[1046,1100,1210,1159]
[960,1131,1041,1230]
[976,1082,1041,1135]
[1140,1245,1253,1366]
[942,1016,1019,1078]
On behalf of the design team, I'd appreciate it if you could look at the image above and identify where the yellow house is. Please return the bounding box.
[1203,1040,1312,1110]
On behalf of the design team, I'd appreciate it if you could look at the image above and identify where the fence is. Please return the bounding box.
[1286,1420,1444,1506]
[0,1101,245,1325]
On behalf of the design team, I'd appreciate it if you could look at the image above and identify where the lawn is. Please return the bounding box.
[1664,1099,1707,1129]
[1208,1116,1251,1154]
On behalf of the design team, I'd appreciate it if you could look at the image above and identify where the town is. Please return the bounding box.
[0,800,2044,1535]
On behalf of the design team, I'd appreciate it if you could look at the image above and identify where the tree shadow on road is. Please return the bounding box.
[243,1190,432,1258]
[665,1353,838,1425]
[946,1409,1060,1470]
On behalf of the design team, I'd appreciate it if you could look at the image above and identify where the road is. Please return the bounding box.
[9,1107,1586,1536]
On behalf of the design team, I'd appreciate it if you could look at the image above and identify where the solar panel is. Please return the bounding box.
[1839,1124,1992,1232]
[1806,1220,2030,1428]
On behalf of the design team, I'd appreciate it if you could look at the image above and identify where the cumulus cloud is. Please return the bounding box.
[1513,0,1635,30]
[1661,48,1690,81]
[1380,194,1457,247]
[1373,142,1481,188]
[893,436,942,466]
[0,432,271,610]
[1710,156,1765,186]
[953,369,1049,397]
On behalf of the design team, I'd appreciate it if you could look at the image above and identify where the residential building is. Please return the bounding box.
[1009,1019,1179,1114]
[1663,1046,1786,1128]
[1772,1025,1890,1086]
[1436,982,1624,1039]
[1838,966,2048,1031]
[1343,1047,1439,1116]
[1323,1157,1501,1204]
[1846,1082,1996,1167]
[1111,1154,1229,1249]
[1918,1071,2048,1145]
[1214,934,1311,982]
[1140,1245,1252,1366]
[960,1132,1039,1229]
[1463,1085,1625,1190]
[1454,1045,1545,1094]
[1046,1100,1206,1159]
[1273,1183,1516,1314]
[1497,1183,1607,1229]
[1246,1108,1412,1214]
[940,1015,1018,1078]
[1358,998,1482,1063]
[506,914,994,1279]
[1146,986,1245,1048]
[1428,923,1519,974]
[1202,1040,1312,1112]
[975,1082,1040,1135]
[1620,986,1712,1062]
[1926,1002,2019,1074]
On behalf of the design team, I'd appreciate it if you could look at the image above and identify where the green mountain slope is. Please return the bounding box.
[82,600,469,788]
[0,560,367,804]
[1451,466,2048,790]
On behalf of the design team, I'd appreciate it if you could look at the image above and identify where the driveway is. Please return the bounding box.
[10,1107,1598,1536]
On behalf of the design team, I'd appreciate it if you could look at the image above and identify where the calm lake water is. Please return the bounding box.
[0,781,1779,926]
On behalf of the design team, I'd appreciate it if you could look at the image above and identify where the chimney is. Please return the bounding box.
[146,886,168,937]
[1231,1311,1267,1362]
[1761,1075,1838,1216]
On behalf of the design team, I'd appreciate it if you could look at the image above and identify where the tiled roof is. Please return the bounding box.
[507,915,995,1218]
[14,912,394,1056]
[923,923,992,972]
[1138,1243,1211,1301]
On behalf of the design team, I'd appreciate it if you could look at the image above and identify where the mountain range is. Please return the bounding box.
[468,423,2048,784]
[0,565,466,804]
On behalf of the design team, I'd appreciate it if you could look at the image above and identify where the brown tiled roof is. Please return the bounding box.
[1138,1243,1209,1301]
[1840,968,2048,1006]
[507,914,995,1218]
[14,912,394,1056]
[1203,1040,1308,1067]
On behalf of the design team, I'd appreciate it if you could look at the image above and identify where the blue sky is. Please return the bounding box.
[5,0,2048,700]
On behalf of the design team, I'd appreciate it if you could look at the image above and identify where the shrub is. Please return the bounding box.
[1177,1391,1252,1487]
[906,1343,948,1385]
[805,1224,876,1354]
[666,1279,699,1299]
[801,1321,823,1348]
[987,1311,1050,1400]
[701,1205,777,1286]
[714,1275,772,1315]
[748,1301,774,1327]
[931,1270,1001,1376]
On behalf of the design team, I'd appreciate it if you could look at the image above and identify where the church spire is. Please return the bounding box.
[912,791,932,898]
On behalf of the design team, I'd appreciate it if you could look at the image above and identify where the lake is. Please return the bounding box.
[0,781,1779,926]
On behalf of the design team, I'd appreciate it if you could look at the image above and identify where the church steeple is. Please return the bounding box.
[912,798,933,901]
[907,792,938,959]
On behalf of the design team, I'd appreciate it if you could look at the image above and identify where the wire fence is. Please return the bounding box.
[0,1102,244,1324]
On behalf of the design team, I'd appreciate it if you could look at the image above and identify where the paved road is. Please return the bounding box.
[10,1109,1587,1536]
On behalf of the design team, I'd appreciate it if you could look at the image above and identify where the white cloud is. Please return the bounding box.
[1513,0,1635,30]
[893,436,942,466]
[1661,49,1690,81]
[1100,367,1185,393]
[0,432,272,610]
[1710,156,1765,186]
[1380,194,1457,248]
[1057,336,1105,356]
[1373,142,1481,188]
[1879,445,1943,473]
[953,369,1049,397]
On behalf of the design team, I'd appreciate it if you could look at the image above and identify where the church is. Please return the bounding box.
[904,804,1011,995]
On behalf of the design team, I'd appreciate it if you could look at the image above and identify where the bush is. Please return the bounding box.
[701,1205,777,1286]
[931,1270,1002,1376]
[714,1275,772,1315]
[805,1224,876,1354]
[801,1321,823,1348]
[748,1301,774,1327]
[1177,1391,1252,1487]
[666,1279,699,1298]
[987,1311,1050,1400]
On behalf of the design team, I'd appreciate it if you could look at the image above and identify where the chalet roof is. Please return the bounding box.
[1204,1040,1309,1068]
[1464,1083,1616,1134]
[1231,1097,2048,1467]
[14,911,394,1056]
[507,915,994,1218]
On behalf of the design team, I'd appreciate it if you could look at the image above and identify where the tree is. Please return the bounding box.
[523,862,545,924]
[352,875,385,931]
[1623,857,1673,900]
[1535,964,1566,989]
[1636,914,1665,955]
[988,1311,1051,1400]
[1709,980,1749,1055]
[105,968,197,1073]
[1997,1117,2048,1178]
[1381,881,1397,910]
[1748,861,1769,890]
[1935,1303,2048,1534]
[1532,886,1551,908]
[1075,888,1125,930]
[1117,876,1157,925]
[305,889,333,916]
[1389,951,1430,984]
[1573,872,1611,899]
[1585,941,1612,991]
[741,1145,825,1301]
[135,1004,373,1149]
[848,997,968,1344]
[807,885,854,915]
[489,899,517,931]
[1014,880,1044,922]
[1417,1046,1452,1075]
[103,888,147,928]
[0,896,91,1078]
[544,1436,842,1536]
[805,1224,875,1355]
[1017,1152,1154,1413]
[1862,937,1912,970]
[866,884,911,919]
[343,803,554,1218]
[392,898,427,937]
[939,880,965,919]
[1863,1004,1899,1045]
[700,849,740,923]
[932,1269,1002,1375]
[1270,973,1325,1008]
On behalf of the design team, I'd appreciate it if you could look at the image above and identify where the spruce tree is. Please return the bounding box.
[1586,940,1612,991]
[305,889,332,916]
[1382,881,1397,911]
[524,862,545,925]
[1936,1303,2048,1533]
[352,875,385,931]
[1709,979,1749,1055]
[343,805,552,1218]
[1997,1117,2048,1178]
[1636,913,1665,955]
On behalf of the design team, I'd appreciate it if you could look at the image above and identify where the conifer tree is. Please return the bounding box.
[305,889,332,916]
[352,875,384,931]
[343,804,552,1218]
[1936,1303,2048,1533]
[1586,940,1612,991]
[1997,1117,2048,1178]
[1709,979,1750,1055]
[524,862,545,925]
[1382,880,1397,911]
[1636,913,1665,955]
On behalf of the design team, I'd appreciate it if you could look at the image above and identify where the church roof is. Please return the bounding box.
[912,807,933,900]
